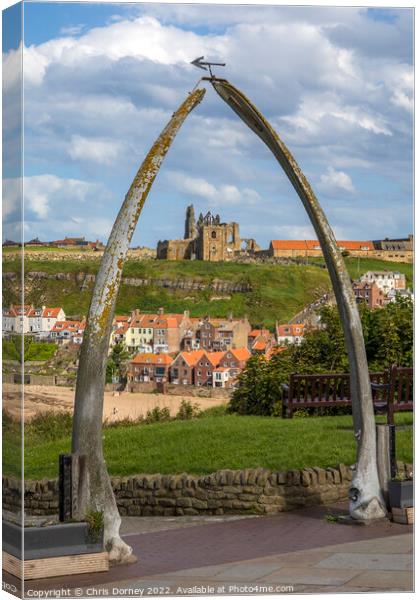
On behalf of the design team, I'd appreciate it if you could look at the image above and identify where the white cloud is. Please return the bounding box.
[3,43,22,92]
[68,135,125,165]
[319,167,356,194]
[10,6,413,246]
[168,171,261,207]
[280,93,392,138]
[2,174,113,240]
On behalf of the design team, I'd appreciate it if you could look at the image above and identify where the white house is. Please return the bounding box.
[276,323,305,346]
[359,271,406,294]
[2,305,65,335]
[50,320,85,344]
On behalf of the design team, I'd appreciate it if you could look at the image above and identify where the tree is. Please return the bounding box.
[106,343,130,383]
[230,299,413,417]
[71,87,206,564]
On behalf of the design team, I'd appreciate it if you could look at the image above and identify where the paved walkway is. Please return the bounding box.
[5,503,413,596]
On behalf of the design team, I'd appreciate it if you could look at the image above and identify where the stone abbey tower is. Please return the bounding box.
[157,205,242,261]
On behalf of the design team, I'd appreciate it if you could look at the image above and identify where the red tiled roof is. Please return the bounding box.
[271,240,374,251]
[6,305,33,317]
[249,329,270,338]
[131,353,173,365]
[42,307,63,318]
[115,315,130,322]
[277,324,305,337]
[206,351,225,367]
[176,350,206,367]
[230,348,251,362]
[51,320,85,332]
[252,341,267,351]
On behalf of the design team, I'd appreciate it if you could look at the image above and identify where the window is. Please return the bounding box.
[211,231,217,239]
[207,370,211,376]
[155,367,165,376]
[197,370,202,375]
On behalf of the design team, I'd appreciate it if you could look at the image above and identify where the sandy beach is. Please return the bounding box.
[2,384,227,422]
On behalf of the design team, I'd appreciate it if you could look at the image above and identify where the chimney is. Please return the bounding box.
[158,307,164,315]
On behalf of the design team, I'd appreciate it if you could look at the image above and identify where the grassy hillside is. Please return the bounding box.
[310,257,413,289]
[2,256,413,329]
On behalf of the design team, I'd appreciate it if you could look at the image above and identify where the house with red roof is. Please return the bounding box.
[2,304,65,336]
[50,320,86,344]
[128,352,173,383]
[194,315,251,351]
[276,323,305,346]
[170,350,207,385]
[247,328,276,355]
[212,347,251,388]
[352,281,385,309]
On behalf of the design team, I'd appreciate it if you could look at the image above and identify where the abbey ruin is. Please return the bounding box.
[157,205,259,262]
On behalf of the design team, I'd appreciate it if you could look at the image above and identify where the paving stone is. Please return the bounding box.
[316,552,413,571]
[346,569,414,591]
[262,566,362,585]
[202,562,284,582]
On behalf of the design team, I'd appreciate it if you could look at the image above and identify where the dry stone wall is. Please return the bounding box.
[4,463,412,517]
[2,462,412,517]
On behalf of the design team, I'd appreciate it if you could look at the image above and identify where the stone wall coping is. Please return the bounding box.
[3,461,412,491]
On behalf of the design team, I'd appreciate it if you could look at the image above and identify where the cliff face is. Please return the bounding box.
[3,271,253,293]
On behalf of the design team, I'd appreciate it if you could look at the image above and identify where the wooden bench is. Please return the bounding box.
[387,365,413,425]
[282,366,413,423]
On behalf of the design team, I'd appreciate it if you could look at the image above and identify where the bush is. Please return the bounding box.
[25,411,73,442]
[176,400,201,420]
[145,406,171,423]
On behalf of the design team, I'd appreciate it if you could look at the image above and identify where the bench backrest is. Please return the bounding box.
[289,371,388,405]
[389,366,413,409]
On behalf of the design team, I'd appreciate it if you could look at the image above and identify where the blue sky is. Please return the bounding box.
[3,2,414,247]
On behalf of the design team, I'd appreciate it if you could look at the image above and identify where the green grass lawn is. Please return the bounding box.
[3,412,412,481]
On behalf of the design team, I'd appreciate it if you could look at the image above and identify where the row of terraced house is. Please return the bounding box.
[120,312,307,389]
[2,304,86,344]
[127,347,253,389]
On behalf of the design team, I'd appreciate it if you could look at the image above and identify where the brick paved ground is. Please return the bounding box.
[3,503,413,597]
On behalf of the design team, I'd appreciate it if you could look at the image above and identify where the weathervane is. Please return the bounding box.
[191,56,226,78]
